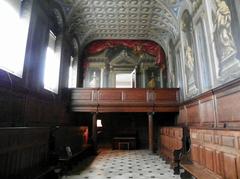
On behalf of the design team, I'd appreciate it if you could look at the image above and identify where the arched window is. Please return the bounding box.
[43,8,64,93]
[0,0,29,77]
[43,30,60,93]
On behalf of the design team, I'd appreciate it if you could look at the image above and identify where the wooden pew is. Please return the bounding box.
[0,127,56,179]
[180,128,240,179]
[159,127,183,161]
[53,126,93,171]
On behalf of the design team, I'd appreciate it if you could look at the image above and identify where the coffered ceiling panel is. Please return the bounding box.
[57,0,182,48]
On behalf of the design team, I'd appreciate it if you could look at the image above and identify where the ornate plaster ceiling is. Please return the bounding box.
[57,0,182,49]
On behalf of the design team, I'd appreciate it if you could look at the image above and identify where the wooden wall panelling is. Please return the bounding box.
[71,88,98,112]
[186,101,200,126]
[180,79,240,128]
[218,130,240,179]
[178,106,187,125]
[98,89,123,104]
[204,147,215,171]
[237,156,240,179]
[189,128,240,179]
[199,93,216,127]
[199,145,205,166]
[190,129,200,163]
[154,89,179,112]
[71,88,179,113]
[0,88,26,126]
[123,89,148,104]
[215,84,240,127]
[223,153,238,179]
[97,88,152,112]
[178,79,240,128]
[215,150,224,176]
[0,127,50,178]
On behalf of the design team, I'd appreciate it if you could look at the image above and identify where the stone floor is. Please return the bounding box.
[61,149,181,179]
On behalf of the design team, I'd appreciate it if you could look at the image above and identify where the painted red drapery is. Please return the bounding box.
[86,40,165,65]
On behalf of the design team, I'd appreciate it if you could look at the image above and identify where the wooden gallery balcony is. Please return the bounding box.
[70,88,179,113]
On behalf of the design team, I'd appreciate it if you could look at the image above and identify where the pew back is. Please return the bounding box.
[190,128,240,179]
[159,127,183,161]
[0,127,50,178]
[54,127,85,158]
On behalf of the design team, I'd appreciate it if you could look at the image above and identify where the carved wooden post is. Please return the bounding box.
[92,112,97,151]
[148,112,154,152]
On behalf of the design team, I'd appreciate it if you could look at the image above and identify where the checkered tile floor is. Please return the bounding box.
[62,149,181,179]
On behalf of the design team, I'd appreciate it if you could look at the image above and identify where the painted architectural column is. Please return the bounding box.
[141,64,146,88]
[109,66,114,87]
[160,68,164,88]
[100,67,105,88]
[148,113,154,152]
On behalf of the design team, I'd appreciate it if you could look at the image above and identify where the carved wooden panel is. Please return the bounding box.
[186,102,200,124]
[199,145,205,166]
[216,86,240,123]
[199,96,215,124]
[71,88,98,112]
[178,106,187,125]
[190,128,240,179]
[71,88,179,112]
[123,89,147,102]
[154,89,179,104]
[205,147,215,171]
[0,89,25,126]
[215,151,224,176]
[179,81,240,127]
[159,127,183,161]
[223,153,238,179]
[191,143,200,163]
[0,127,50,178]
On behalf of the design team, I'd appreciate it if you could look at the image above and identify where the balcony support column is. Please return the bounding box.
[148,112,154,152]
[92,112,98,152]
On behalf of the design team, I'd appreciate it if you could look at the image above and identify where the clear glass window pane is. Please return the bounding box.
[0,0,29,77]
[43,31,61,93]
[68,56,77,88]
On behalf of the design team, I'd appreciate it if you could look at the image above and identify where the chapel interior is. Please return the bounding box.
[1,0,240,179]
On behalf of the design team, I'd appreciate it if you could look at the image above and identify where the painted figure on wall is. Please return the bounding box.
[185,46,194,73]
[181,10,198,96]
[168,40,176,87]
[214,0,236,60]
[184,44,196,92]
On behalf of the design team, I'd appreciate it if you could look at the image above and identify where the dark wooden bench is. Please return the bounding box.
[53,127,93,172]
[0,127,57,179]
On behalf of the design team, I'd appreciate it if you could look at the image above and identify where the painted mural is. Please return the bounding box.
[213,0,236,60]
[169,0,240,100]
[181,10,198,97]
[211,0,240,81]
[83,40,166,88]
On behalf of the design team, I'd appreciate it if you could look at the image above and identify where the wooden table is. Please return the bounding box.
[112,137,136,150]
